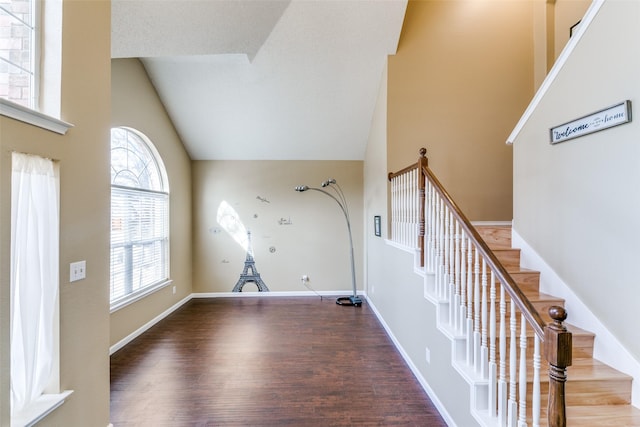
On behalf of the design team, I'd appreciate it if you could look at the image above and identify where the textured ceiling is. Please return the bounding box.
[112,0,407,160]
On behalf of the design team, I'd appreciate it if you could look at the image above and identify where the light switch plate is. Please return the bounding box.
[70,260,86,282]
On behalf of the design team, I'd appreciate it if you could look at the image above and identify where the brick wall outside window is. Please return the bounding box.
[0,0,34,108]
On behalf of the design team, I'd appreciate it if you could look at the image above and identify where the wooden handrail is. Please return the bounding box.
[421,163,546,339]
[388,162,419,182]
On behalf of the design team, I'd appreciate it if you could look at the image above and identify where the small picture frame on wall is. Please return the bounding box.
[374,216,381,237]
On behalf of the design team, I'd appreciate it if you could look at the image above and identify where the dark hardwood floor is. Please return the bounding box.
[110,297,447,426]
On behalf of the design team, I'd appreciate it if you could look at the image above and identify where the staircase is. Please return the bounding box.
[388,148,640,426]
[476,224,640,426]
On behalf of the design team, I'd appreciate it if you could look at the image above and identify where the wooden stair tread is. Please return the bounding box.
[520,289,563,302]
[565,404,640,426]
[568,357,633,381]
[504,355,629,383]
[565,322,595,337]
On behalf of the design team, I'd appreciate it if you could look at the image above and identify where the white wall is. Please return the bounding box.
[512,0,640,365]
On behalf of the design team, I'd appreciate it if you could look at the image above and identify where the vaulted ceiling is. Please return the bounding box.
[111,0,407,160]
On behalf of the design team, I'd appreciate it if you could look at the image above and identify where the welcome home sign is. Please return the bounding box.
[550,100,631,144]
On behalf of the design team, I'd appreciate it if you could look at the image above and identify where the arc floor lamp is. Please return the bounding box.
[295,178,362,307]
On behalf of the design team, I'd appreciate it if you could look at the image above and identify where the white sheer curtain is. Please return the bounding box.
[10,152,59,412]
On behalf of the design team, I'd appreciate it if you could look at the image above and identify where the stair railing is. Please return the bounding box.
[388,148,572,427]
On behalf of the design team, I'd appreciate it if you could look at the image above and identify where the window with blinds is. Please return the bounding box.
[110,127,169,310]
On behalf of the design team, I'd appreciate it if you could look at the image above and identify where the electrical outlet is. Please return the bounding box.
[301,275,309,283]
[70,260,86,282]
[425,347,431,364]
[172,286,176,295]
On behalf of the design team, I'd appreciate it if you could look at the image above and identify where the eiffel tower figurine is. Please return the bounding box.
[232,231,270,292]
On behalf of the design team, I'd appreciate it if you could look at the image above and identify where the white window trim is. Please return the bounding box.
[110,279,173,314]
[11,390,73,427]
[0,98,72,135]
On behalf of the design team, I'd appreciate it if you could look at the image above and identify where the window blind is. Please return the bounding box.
[110,185,168,303]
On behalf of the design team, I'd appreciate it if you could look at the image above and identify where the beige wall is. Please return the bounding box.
[192,160,363,294]
[0,1,111,425]
[110,59,193,346]
[512,0,640,362]
[388,0,535,221]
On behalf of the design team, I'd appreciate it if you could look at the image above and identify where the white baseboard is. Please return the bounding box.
[109,295,192,355]
[365,296,456,427]
[512,227,640,408]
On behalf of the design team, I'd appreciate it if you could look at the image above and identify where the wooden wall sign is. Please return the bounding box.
[550,100,631,144]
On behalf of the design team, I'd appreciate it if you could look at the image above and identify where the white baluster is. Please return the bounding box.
[390,178,396,240]
[488,270,497,417]
[400,174,407,245]
[425,182,434,272]
[431,185,437,273]
[447,209,454,325]
[518,313,527,427]
[498,284,507,427]
[532,335,541,427]
[397,175,401,243]
[407,172,412,247]
[408,170,414,247]
[433,195,441,296]
[391,176,399,242]
[438,197,446,298]
[453,221,461,333]
[459,230,467,334]
[466,242,474,367]
[442,205,449,304]
[481,259,488,378]
[416,169,420,249]
[398,173,403,245]
[409,170,414,247]
[405,171,411,247]
[474,248,481,373]
[508,301,517,427]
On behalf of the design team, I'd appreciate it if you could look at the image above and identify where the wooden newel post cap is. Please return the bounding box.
[545,306,572,367]
[418,148,428,167]
[549,306,567,325]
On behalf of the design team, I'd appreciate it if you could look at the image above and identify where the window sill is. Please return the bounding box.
[110,279,173,313]
[11,390,73,427]
[0,98,73,135]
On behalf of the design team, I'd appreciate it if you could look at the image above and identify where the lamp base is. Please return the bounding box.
[336,295,362,307]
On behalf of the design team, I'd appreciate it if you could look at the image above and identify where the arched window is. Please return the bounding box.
[110,127,169,310]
